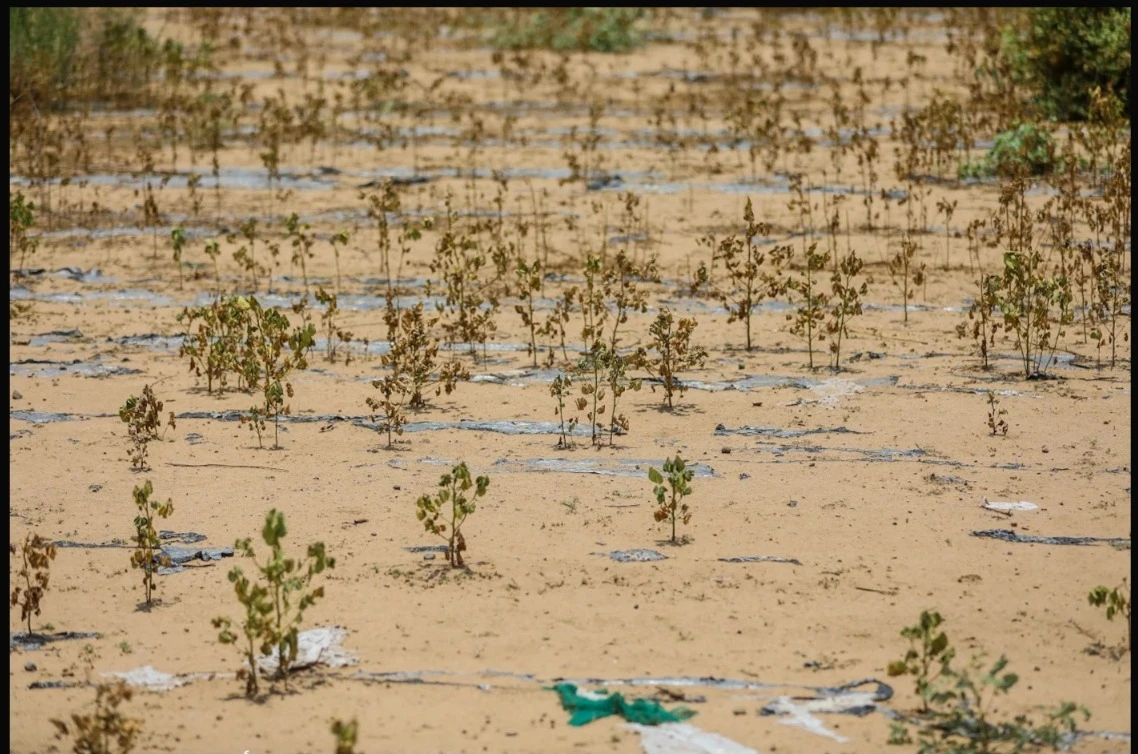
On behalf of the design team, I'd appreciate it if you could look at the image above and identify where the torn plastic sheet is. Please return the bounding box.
[104,665,206,691]
[972,529,1130,547]
[719,555,801,565]
[10,631,100,651]
[714,424,865,438]
[981,500,1038,512]
[256,626,356,675]
[756,680,892,743]
[626,723,758,754]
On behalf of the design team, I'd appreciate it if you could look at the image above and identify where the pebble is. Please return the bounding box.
[12,390,23,400]
[24,662,36,672]
[423,553,435,560]
[739,473,751,480]
[787,500,798,508]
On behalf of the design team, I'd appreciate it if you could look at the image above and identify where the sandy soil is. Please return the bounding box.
[9,8,1131,754]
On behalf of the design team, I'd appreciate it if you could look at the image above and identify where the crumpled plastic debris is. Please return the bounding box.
[626,722,757,754]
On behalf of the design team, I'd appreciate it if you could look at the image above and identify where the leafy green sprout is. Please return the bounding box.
[212,508,334,697]
[1088,579,1131,650]
[170,226,186,289]
[415,462,490,568]
[649,455,694,544]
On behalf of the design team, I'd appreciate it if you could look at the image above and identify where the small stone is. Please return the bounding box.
[89,484,102,493]
[721,447,731,454]
[423,553,435,560]
[24,662,36,672]
[12,390,23,400]
[733,708,746,716]
[739,473,751,480]
[787,500,798,508]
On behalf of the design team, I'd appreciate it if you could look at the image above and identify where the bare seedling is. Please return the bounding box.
[985,391,1008,436]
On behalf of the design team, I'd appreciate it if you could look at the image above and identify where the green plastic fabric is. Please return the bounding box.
[547,682,697,726]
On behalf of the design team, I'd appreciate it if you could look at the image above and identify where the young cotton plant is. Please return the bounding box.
[649,455,695,544]
[787,243,831,370]
[416,462,489,568]
[212,509,334,697]
[130,480,173,607]
[119,385,176,471]
[636,308,707,409]
[550,372,578,449]
[239,296,316,449]
[1088,579,1131,651]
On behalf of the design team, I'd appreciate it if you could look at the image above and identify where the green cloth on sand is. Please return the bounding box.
[547,682,698,726]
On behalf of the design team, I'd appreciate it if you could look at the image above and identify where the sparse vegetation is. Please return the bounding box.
[50,681,140,754]
[118,385,176,471]
[1088,579,1131,652]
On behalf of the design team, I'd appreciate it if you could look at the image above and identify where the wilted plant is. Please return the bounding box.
[203,237,222,297]
[788,243,832,369]
[1088,579,1130,651]
[514,254,543,367]
[605,351,640,446]
[635,308,707,409]
[9,533,57,633]
[693,198,784,351]
[331,718,358,754]
[604,246,658,352]
[129,480,173,607]
[285,212,316,294]
[649,455,694,544]
[213,508,334,697]
[415,462,489,568]
[888,233,924,325]
[550,372,578,449]
[230,218,265,293]
[986,391,1009,436]
[118,385,176,471]
[50,681,141,754]
[170,226,186,290]
[10,190,39,275]
[827,245,866,371]
[329,229,349,294]
[574,340,609,446]
[956,273,1002,370]
[366,369,409,450]
[314,287,353,364]
[178,297,254,395]
[383,302,468,409]
[239,296,316,449]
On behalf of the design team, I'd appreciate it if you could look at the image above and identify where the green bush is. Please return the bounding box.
[1003,8,1130,122]
[10,7,162,112]
[959,124,1058,179]
[492,8,645,53]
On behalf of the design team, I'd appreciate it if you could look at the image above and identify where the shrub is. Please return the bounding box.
[1088,579,1131,651]
[491,8,646,53]
[1003,8,1130,122]
[958,124,1058,179]
[635,308,707,409]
